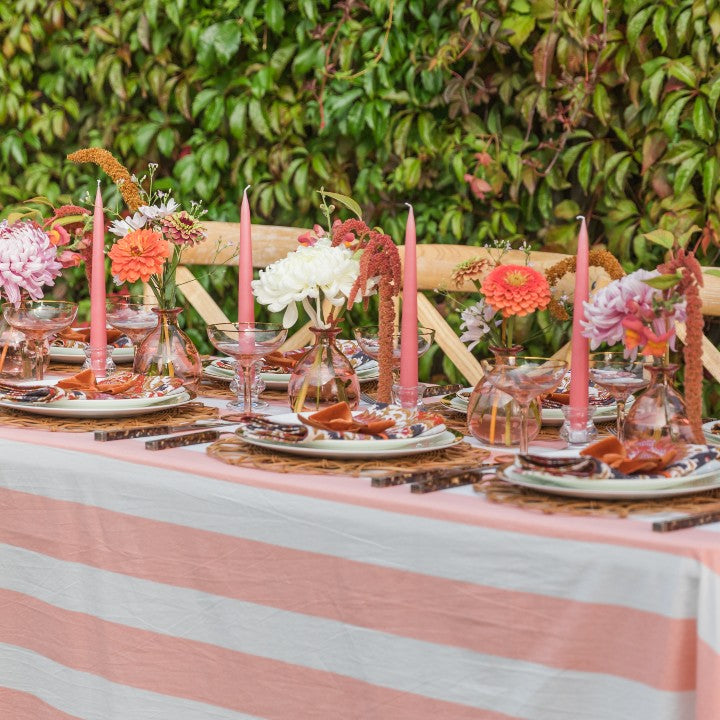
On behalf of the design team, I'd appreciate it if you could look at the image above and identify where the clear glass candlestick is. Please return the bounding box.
[207,323,287,416]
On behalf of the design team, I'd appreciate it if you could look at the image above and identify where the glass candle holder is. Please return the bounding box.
[559,405,598,445]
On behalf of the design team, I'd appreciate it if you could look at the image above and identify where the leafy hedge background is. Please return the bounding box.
[2,0,720,392]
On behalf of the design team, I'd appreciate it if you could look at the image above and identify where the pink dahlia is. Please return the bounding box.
[0,220,63,305]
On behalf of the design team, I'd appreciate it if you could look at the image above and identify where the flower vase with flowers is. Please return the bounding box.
[581,254,703,442]
[454,256,552,446]
[252,189,401,410]
[0,210,82,377]
[68,149,206,385]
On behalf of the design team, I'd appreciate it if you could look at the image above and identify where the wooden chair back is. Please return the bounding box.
[170,221,720,385]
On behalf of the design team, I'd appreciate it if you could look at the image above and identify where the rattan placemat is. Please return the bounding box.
[0,402,218,433]
[207,435,491,476]
[475,476,720,517]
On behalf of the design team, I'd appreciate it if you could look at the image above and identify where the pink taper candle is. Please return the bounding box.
[399,203,418,389]
[89,182,107,376]
[569,215,590,427]
[238,185,254,324]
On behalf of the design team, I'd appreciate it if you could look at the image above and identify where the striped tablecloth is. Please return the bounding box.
[0,419,718,720]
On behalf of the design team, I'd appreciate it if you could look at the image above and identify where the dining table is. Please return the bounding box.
[0,381,718,720]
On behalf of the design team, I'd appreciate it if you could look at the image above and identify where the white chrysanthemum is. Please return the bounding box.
[252,238,360,328]
[0,220,63,305]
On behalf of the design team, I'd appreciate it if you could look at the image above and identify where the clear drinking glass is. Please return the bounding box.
[482,356,567,454]
[353,325,435,381]
[589,352,648,441]
[207,322,287,416]
[106,296,158,351]
[2,300,78,381]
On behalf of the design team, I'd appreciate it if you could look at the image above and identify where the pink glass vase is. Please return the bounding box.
[133,307,202,387]
[467,346,541,447]
[288,327,360,412]
[623,361,694,442]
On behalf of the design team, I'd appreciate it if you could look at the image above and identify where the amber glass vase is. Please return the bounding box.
[623,361,694,442]
[466,346,541,447]
[288,327,360,412]
[133,307,202,387]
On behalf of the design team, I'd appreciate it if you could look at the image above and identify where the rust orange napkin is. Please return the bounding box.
[57,370,138,396]
[299,402,395,435]
[264,351,300,370]
[580,436,685,475]
[59,328,124,344]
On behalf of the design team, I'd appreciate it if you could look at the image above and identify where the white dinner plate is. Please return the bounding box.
[499,462,720,499]
[237,428,463,459]
[204,364,379,389]
[446,388,623,426]
[50,346,135,364]
[0,391,193,418]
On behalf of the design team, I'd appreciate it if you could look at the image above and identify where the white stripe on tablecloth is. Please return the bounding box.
[0,643,261,720]
[0,544,696,720]
[0,440,712,622]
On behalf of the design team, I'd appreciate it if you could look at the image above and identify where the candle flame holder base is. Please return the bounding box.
[559,405,598,445]
[392,382,427,411]
[82,345,117,379]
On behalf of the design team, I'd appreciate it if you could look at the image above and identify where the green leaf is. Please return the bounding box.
[707,75,720,112]
[674,153,704,193]
[554,199,580,220]
[667,60,697,88]
[133,123,158,155]
[693,97,714,143]
[627,6,653,47]
[191,88,217,118]
[264,0,284,33]
[213,21,241,64]
[662,93,692,136]
[248,98,272,139]
[643,272,682,289]
[501,14,535,49]
[156,127,174,157]
[642,228,675,249]
[703,156,719,206]
[652,6,668,51]
[319,190,363,219]
[228,100,247,139]
[592,84,611,126]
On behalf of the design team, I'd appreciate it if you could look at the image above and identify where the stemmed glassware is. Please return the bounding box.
[481,356,568,453]
[207,322,287,414]
[353,325,436,380]
[589,352,649,441]
[2,300,78,381]
[106,296,158,352]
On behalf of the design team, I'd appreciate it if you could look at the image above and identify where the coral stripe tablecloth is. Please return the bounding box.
[0,412,719,719]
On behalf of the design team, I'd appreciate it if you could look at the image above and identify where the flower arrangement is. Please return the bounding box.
[67,149,206,309]
[544,249,625,322]
[580,268,687,360]
[253,189,401,402]
[0,219,64,305]
[452,257,551,350]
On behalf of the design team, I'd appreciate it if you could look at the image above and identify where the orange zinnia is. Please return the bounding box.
[481,264,551,317]
[108,228,171,283]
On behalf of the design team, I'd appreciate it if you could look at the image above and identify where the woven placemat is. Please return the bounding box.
[475,476,720,518]
[0,401,218,433]
[207,435,491,476]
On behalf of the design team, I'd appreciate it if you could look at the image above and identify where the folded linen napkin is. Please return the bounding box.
[299,402,395,435]
[576,437,718,478]
[300,402,444,441]
[236,402,444,444]
[53,327,128,348]
[58,370,185,400]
